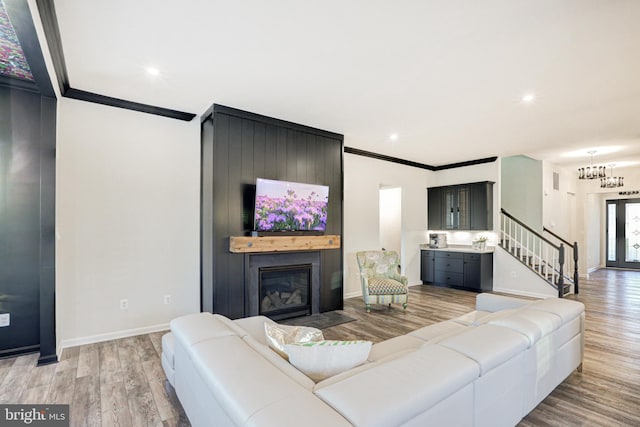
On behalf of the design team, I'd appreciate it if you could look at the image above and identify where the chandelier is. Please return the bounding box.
[601,164,624,188]
[577,151,606,180]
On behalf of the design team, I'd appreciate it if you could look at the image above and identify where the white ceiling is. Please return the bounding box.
[51,0,640,167]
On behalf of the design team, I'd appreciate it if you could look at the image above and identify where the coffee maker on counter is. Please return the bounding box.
[428,233,448,248]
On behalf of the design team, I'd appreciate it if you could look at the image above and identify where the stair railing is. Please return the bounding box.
[500,209,568,297]
[543,227,579,294]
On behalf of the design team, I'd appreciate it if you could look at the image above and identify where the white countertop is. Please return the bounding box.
[419,244,495,253]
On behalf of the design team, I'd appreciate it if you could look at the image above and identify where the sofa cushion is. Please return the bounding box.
[314,345,479,427]
[451,310,491,326]
[170,312,236,347]
[408,320,467,343]
[264,323,324,359]
[233,315,277,345]
[190,334,316,426]
[284,340,372,382]
[487,309,562,346]
[528,298,585,323]
[368,278,407,295]
[475,293,533,312]
[438,324,529,375]
[246,392,352,427]
[243,335,315,390]
[368,335,425,362]
[471,308,522,326]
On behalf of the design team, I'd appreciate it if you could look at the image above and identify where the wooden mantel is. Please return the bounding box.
[229,235,341,253]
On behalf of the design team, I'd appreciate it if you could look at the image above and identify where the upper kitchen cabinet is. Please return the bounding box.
[427,182,494,231]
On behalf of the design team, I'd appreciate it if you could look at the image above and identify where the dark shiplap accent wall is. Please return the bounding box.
[201,105,344,318]
[0,86,56,364]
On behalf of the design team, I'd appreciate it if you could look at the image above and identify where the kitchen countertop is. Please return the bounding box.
[419,244,495,253]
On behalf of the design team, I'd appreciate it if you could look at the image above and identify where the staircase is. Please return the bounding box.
[499,209,577,298]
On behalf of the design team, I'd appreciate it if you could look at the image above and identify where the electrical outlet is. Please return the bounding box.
[0,313,9,327]
[120,299,129,310]
[164,295,172,305]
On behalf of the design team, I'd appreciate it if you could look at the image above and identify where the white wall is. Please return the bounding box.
[501,155,543,231]
[542,161,577,243]
[56,98,200,350]
[493,247,559,298]
[344,154,430,298]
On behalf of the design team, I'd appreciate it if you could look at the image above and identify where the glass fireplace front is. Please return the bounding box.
[259,264,311,320]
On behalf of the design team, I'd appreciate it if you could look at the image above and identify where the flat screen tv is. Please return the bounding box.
[254,178,329,232]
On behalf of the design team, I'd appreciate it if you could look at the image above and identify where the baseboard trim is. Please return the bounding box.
[58,323,169,359]
[0,344,40,359]
[344,290,362,299]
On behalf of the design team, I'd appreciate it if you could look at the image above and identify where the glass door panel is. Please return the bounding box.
[457,187,469,230]
[607,203,616,262]
[444,189,455,229]
[625,202,640,262]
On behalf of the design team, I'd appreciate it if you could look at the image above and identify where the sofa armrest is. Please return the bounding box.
[475,294,532,312]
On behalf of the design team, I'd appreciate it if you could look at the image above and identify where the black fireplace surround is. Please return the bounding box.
[200,104,343,318]
[246,251,321,320]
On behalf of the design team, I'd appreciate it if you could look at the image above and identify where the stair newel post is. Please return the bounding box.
[558,244,565,298]
[573,242,579,294]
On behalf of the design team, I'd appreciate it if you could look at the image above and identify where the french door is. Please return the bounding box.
[606,198,640,269]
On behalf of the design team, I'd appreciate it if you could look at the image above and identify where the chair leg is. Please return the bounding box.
[402,303,408,310]
[388,303,392,310]
[366,304,371,313]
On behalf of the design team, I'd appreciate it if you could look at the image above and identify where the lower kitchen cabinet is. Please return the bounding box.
[420,250,435,283]
[421,249,493,292]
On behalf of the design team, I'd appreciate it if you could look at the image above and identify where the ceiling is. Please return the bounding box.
[49,0,640,167]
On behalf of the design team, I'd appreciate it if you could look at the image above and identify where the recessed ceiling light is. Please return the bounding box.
[146,67,160,76]
[389,133,399,141]
[522,93,535,103]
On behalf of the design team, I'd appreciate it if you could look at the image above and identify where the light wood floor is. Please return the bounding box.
[1,268,638,426]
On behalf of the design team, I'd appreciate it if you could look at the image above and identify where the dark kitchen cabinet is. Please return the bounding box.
[462,252,493,291]
[427,181,493,230]
[420,250,435,283]
[469,182,493,230]
[427,188,444,230]
[421,250,493,292]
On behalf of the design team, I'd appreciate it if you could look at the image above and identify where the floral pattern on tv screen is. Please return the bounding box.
[254,178,329,231]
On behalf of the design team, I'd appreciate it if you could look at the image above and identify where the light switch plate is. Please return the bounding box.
[0,313,10,327]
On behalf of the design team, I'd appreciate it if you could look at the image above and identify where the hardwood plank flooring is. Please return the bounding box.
[0,268,637,426]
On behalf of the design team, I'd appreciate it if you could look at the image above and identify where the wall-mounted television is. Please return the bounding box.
[254,178,329,232]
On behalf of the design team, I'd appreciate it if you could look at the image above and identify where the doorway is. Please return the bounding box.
[606,198,640,269]
[379,187,402,255]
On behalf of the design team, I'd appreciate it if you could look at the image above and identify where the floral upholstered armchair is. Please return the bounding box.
[356,250,408,313]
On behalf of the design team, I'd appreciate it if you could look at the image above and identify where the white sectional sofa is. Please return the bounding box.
[162,294,584,427]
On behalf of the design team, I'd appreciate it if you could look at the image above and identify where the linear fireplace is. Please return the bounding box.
[246,251,321,320]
